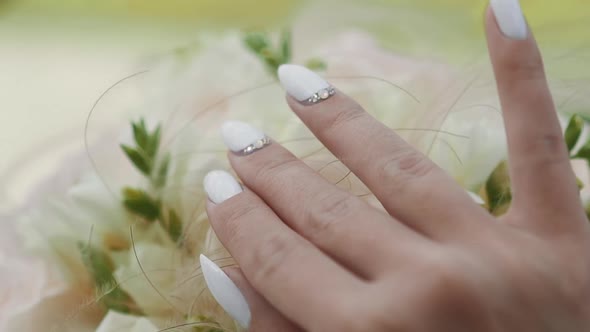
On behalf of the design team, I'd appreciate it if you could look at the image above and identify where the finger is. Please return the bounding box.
[485,2,584,229]
[276,64,493,240]
[223,268,302,332]
[220,121,427,278]
[200,255,301,331]
[203,170,365,331]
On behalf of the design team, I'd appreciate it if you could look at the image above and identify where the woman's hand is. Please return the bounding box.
[200,2,590,331]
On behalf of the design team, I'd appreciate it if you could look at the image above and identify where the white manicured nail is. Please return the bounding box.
[221,121,271,154]
[490,0,528,40]
[278,64,335,104]
[200,254,251,328]
[203,170,243,204]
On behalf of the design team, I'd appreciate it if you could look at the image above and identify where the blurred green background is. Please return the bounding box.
[0,0,588,210]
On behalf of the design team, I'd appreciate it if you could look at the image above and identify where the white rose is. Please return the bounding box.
[95,311,158,332]
[8,29,526,331]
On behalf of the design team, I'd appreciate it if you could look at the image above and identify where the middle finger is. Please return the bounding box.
[220,120,427,278]
[277,64,494,240]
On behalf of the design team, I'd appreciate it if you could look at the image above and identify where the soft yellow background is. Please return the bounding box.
[1,0,588,210]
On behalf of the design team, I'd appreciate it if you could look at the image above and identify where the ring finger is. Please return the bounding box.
[277,64,493,240]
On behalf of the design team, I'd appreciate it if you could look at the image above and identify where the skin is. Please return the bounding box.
[207,8,590,332]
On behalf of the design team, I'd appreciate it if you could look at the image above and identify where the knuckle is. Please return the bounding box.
[304,191,357,240]
[218,200,264,239]
[529,133,567,157]
[517,133,569,168]
[250,232,296,285]
[414,256,480,315]
[252,157,299,191]
[500,50,546,83]
[379,150,436,194]
[428,265,465,298]
[324,104,367,135]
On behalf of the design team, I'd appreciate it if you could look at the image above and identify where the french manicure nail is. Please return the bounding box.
[200,254,251,328]
[221,121,271,155]
[203,170,243,204]
[278,64,335,104]
[490,0,528,40]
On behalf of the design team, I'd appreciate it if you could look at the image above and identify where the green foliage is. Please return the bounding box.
[121,119,181,242]
[121,119,170,186]
[279,29,291,64]
[244,30,286,74]
[131,120,149,150]
[565,114,584,152]
[120,144,151,176]
[575,140,590,163]
[243,28,327,76]
[577,177,585,190]
[154,154,171,189]
[78,242,143,315]
[480,114,590,217]
[568,114,590,166]
[243,32,270,54]
[191,315,225,332]
[305,58,328,71]
[122,187,161,222]
[145,125,161,158]
[164,209,183,243]
[485,161,512,216]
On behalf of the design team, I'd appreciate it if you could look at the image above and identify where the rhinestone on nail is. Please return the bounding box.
[305,86,335,105]
[240,136,271,155]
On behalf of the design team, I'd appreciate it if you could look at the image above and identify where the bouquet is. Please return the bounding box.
[3,1,589,331]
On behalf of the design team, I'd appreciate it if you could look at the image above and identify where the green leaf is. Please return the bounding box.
[565,114,584,152]
[485,161,512,216]
[574,140,590,164]
[280,29,292,63]
[577,113,590,123]
[167,209,183,243]
[305,58,327,71]
[78,242,115,285]
[145,124,161,158]
[122,187,161,221]
[243,32,270,53]
[577,177,585,190]
[78,243,143,315]
[244,30,293,75]
[260,49,282,71]
[132,121,149,151]
[120,144,151,175]
[154,153,171,188]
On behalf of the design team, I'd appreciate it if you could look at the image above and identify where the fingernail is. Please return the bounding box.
[278,64,335,104]
[490,0,528,40]
[203,170,243,204]
[200,254,251,328]
[221,121,271,155]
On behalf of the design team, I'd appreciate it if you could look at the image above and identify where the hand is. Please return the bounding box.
[199,2,590,331]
